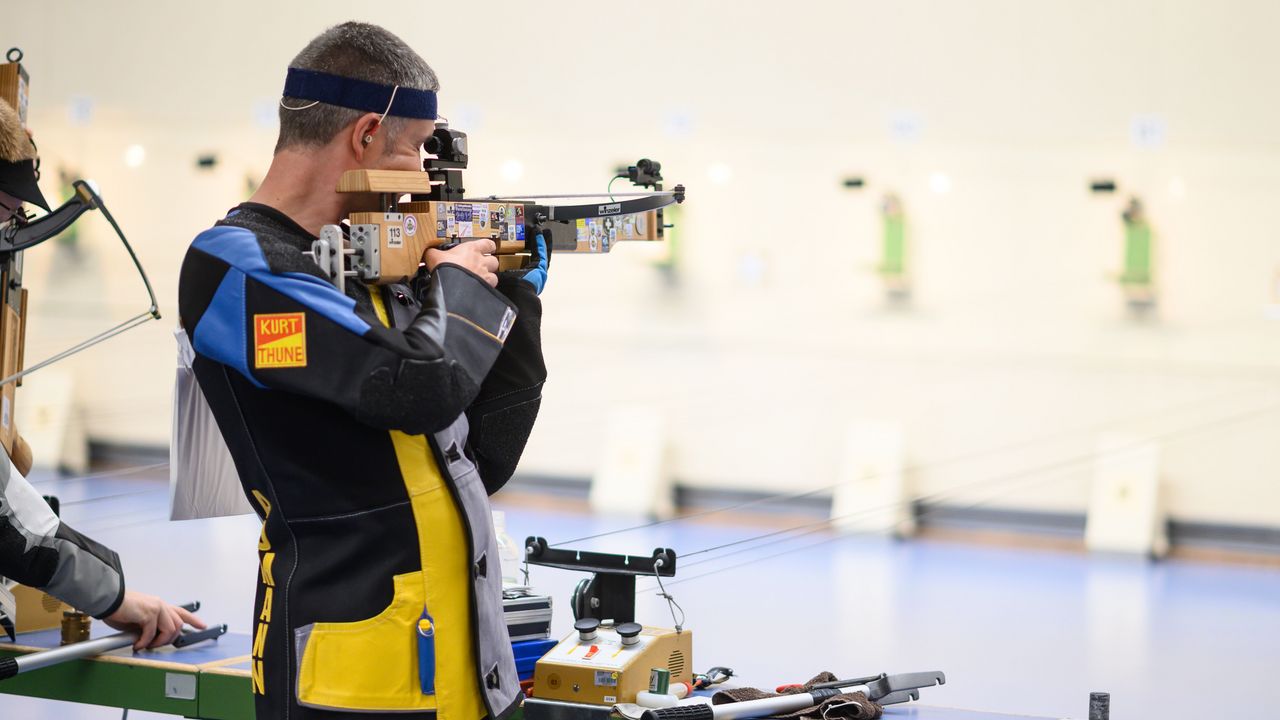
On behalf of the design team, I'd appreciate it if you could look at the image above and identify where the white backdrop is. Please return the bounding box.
[7,0,1280,526]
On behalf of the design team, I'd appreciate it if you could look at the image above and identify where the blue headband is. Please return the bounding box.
[282,67,438,120]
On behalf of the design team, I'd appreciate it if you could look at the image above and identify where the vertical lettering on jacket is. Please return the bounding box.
[251,489,276,695]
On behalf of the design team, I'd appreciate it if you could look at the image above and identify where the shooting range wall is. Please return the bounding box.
[7,0,1280,530]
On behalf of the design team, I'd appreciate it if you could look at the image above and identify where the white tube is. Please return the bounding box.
[637,691,679,708]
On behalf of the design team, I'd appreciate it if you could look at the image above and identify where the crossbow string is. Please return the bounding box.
[0,179,161,387]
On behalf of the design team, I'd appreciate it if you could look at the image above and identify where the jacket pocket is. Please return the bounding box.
[294,571,439,713]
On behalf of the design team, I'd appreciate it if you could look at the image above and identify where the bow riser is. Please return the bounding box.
[0,246,27,466]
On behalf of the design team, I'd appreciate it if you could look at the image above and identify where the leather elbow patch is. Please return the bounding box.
[473,396,542,492]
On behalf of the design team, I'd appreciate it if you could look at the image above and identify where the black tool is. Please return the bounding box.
[173,623,228,648]
[640,671,945,720]
[818,671,943,702]
[693,666,735,690]
[0,600,222,681]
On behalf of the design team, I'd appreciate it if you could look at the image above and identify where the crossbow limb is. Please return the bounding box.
[0,179,162,471]
[0,179,162,388]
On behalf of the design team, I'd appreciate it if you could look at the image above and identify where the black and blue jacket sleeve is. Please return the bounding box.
[466,275,547,495]
[179,225,518,437]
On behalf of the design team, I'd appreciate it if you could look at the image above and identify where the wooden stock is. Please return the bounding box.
[336,170,662,284]
[0,57,28,122]
[335,170,437,194]
[348,195,534,284]
[11,431,31,476]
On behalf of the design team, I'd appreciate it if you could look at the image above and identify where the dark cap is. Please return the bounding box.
[0,97,49,212]
[0,158,50,212]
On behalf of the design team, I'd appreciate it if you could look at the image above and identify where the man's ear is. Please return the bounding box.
[350,112,383,163]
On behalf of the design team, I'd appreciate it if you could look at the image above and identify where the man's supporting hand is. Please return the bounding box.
[516,233,549,295]
[426,239,499,287]
[104,591,207,650]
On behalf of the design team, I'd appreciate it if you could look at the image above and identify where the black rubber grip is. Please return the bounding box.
[0,656,19,681]
[172,623,228,648]
[642,704,715,720]
[1089,692,1110,720]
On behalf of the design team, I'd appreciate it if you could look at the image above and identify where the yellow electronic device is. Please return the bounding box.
[533,618,691,706]
[523,537,691,707]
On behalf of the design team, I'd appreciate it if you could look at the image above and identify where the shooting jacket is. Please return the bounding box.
[0,456,125,621]
[178,204,545,720]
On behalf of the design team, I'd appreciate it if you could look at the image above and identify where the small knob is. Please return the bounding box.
[575,618,600,642]
[617,622,643,646]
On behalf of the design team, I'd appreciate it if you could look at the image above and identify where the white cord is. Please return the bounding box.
[280,83,401,116]
[652,559,685,633]
[378,85,401,125]
[279,98,320,111]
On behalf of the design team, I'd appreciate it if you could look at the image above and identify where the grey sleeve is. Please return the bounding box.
[0,459,126,618]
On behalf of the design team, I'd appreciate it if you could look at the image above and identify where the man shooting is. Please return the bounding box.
[178,21,547,720]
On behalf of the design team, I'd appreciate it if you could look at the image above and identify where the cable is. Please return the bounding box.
[550,386,1271,547]
[0,312,154,387]
[29,462,169,486]
[632,398,1280,589]
[607,174,627,202]
[70,501,170,533]
[652,557,685,632]
[75,511,173,535]
[675,398,1280,561]
[672,449,1090,575]
[59,487,168,508]
[648,464,1081,592]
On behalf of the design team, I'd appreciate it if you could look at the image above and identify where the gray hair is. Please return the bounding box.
[276,22,438,154]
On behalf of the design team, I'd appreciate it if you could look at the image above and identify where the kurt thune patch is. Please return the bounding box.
[254,312,307,369]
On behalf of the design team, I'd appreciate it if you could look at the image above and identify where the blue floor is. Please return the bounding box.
[4,469,1280,719]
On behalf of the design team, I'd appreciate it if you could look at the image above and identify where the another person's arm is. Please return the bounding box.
[0,459,203,649]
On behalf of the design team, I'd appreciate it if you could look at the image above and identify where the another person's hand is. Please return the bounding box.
[425,239,499,287]
[103,590,207,650]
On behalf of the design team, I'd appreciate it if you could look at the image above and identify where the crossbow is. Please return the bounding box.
[310,121,686,292]
[0,49,160,473]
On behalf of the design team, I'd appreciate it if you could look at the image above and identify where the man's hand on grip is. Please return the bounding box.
[426,239,499,287]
